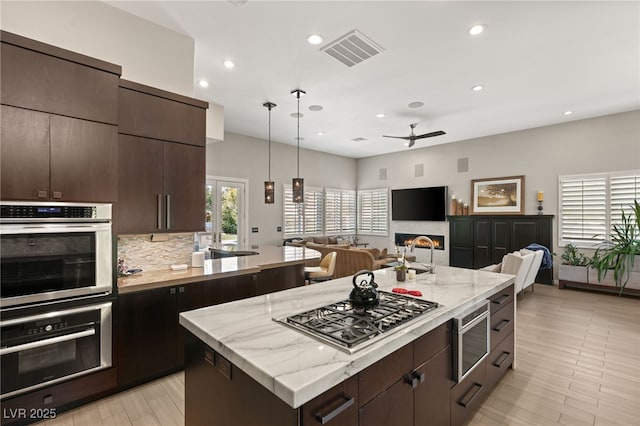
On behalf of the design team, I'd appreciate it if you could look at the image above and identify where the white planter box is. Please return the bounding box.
[588,267,616,287]
[559,265,588,283]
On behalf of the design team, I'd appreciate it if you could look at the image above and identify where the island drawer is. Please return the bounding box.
[450,358,487,426]
[490,300,514,351]
[486,330,514,390]
[413,321,450,367]
[489,284,514,315]
[359,343,413,407]
[301,376,358,426]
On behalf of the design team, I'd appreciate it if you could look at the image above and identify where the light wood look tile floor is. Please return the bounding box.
[39,284,639,426]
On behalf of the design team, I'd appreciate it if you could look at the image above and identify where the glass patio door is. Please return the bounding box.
[205,179,246,249]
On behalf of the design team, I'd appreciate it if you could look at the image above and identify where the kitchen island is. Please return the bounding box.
[180,265,516,426]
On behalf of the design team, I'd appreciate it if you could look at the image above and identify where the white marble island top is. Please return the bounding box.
[118,245,320,294]
[179,265,515,408]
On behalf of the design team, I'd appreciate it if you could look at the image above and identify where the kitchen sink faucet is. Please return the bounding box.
[409,236,435,273]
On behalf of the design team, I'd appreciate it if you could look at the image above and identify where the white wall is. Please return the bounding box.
[356,110,640,267]
[207,132,357,247]
[1,0,195,97]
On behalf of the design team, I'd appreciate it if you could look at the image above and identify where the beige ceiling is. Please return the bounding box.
[107,1,640,158]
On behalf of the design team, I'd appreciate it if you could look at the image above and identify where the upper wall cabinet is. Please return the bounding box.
[0,32,120,202]
[118,80,207,146]
[0,31,121,124]
[117,80,208,234]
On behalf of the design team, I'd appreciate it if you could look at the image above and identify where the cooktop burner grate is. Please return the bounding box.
[280,291,439,352]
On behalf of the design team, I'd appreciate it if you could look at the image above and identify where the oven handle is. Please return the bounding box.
[0,328,95,356]
[458,308,489,333]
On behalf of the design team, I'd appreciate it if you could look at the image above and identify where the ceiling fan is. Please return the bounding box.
[383,123,446,148]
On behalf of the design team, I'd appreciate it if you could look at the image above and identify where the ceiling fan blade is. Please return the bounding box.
[408,140,415,148]
[383,135,411,141]
[413,130,446,140]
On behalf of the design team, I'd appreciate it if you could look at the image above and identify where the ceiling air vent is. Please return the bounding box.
[322,30,384,67]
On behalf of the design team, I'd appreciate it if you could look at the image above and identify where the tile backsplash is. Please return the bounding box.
[117,233,194,272]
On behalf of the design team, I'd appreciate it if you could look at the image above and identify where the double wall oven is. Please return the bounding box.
[0,202,114,399]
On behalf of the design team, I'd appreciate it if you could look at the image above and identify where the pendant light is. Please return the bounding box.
[291,89,306,203]
[263,101,276,204]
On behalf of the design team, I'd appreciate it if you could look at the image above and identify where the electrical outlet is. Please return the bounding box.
[251,227,259,233]
[277,226,282,232]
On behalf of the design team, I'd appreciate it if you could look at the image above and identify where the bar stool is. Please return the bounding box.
[304,252,337,284]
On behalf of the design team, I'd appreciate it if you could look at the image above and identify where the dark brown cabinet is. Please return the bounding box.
[1,105,117,202]
[359,323,452,426]
[1,31,119,203]
[449,215,554,284]
[1,31,120,125]
[116,80,207,234]
[118,80,206,147]
[117,135,205,233]
[117,274,257,388]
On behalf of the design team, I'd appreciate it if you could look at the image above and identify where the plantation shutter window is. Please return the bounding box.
[559,170,639,247]
[325,189,356,235]
[283,185,323,236]
[357,189,388,235]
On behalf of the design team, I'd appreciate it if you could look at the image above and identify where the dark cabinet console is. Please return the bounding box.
[449,215,553,284]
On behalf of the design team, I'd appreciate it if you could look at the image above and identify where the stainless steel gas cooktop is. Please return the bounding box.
[276,291,440,353]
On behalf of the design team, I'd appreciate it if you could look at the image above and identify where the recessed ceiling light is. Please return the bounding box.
[563,110,573,116]
[376,113,385,118]
[223,60,235,69]
[468,24,486,36]
[198,79,209,88]
[403,142,410,147]
[291,112,304,118]
[408,102,424,108]
[309,105,323,111]
[316,131,325,136]
[307,34,324,45]
[471,85,484,92]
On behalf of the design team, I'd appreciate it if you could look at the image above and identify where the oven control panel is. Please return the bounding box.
[0,205,95,219]
[27,322,70,336]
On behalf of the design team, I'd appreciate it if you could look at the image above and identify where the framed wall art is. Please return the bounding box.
[471,175,525,215]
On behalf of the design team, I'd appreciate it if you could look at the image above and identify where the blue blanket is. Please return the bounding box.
[525,243,553,270]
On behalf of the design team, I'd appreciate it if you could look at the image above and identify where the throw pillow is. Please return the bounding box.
[328,236,338,244]
[314,236,329,244]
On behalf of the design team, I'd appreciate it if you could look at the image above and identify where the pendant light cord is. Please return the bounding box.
[268,107,271,181]
[296,94,300,178]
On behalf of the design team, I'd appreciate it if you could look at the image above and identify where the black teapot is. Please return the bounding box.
[350,270,380,314]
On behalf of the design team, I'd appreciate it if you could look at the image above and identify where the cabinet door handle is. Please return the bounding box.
[203,349,214,366]
[405,371,426,389]
[157,194,162,229]
[492,319,510,332]
[492,294,509,305]
[314,394,354,424]
[165,194,171,229]
[459,383,483,408]
[493,351,511,368]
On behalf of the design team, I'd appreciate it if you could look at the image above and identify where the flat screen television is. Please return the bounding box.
[391,186,448,221]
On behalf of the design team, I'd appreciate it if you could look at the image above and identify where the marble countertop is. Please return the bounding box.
[118,245,320,294]
[179,265,515,408]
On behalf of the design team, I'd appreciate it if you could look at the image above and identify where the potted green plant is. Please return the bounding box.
[558,243,590,285]
[590,200,640,294]
[395,262,408,282]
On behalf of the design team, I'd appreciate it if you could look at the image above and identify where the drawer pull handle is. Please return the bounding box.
[493,351,511,368]
[492,294,510,305]
[492,319,510,332]
[314,394,354,424]
[405,371,426,389]
[459,383,483,408]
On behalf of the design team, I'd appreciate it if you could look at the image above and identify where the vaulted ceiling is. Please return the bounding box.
[108,1,640,158]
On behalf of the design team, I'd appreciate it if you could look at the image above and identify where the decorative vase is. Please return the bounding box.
[396,269,406,282]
